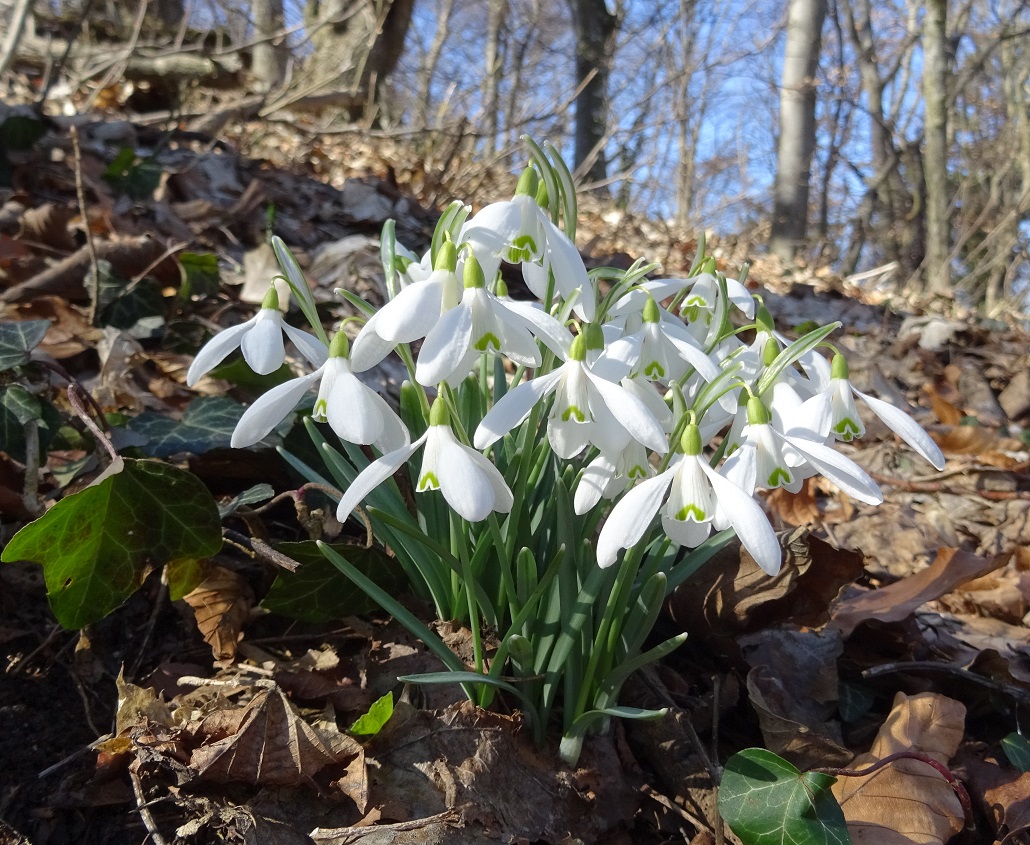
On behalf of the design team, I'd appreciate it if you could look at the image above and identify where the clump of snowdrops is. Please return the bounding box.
[189,139,944,765]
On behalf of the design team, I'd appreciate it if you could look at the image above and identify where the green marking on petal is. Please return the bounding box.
[507,234,537,264]
[628,464,648,479]
[834,418,861,441]
[562,405,586,422]
[675,504,707,522]
[474,332,501,352]
[767,467,792,487]
[312,399,328,422]
[417,472,440,491]
[644,360,665,379]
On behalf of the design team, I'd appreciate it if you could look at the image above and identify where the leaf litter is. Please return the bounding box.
[2,111,1030,844]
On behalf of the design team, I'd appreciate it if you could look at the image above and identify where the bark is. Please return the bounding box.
[304,0,415,118]
[482,0,507,155]
[251,0,287,92]
[569,0,619,186]
[922,0,950,293]
[415,0,454,127]
[769,0,827,261]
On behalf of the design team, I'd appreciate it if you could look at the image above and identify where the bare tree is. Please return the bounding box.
[769,0,827,261]
[482,0,507,154]
[922,0,950,293]
[415,0,455,127]
[568,0,620,185]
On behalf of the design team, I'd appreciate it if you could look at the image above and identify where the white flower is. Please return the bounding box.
[596,423,781,574]
[231,332,408,452]
[474,334,668,459]
[349,243,462,372]
[460,169,595,321]
[415,257,569,387]
[822,354,945,470]
[722,386,883,505]
[573,439,652,515]
[186,288,327,386]
[593,293,721,386]
[336,401,513,524]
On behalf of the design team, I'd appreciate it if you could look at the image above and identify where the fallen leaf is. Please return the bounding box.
[189,683,362,791]
[832,692,966,844]
[181,565,254,666]
[765,477,822,526]
[829,548,1004,637]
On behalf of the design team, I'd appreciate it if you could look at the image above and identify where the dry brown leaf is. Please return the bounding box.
[12,294,99,358]
[924,382,965,426]
[182,566,254,666]
[765,478,822,526]
[932,426,1025,467]
[189,684,363,792]
[17,203,78,252]
[832,692,967,844]
[829,548,1004,637]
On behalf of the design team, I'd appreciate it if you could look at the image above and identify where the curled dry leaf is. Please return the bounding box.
[829,548,1004,637]
[181,565,253,666]
[831,692,967,845]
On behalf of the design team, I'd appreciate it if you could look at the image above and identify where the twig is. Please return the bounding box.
[38,733,113,779]
[69,125,101,326]
[222,528,302,572]
[6,623,65,675]
[20,417,43,517]
[67,383,118,465]
[871,471,1030,500]
[863,660,1030,702]
[0,0,35,77]
[129,769,169,845]
[812,750,973,829]
[129,581,167,679]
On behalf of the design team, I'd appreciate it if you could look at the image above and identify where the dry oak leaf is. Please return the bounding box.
[831,692,966,845]
[189,683,363,791]
[182,566,254,666]
[828,547,1003,637]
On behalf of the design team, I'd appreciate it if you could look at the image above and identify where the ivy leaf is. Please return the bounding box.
[718,748,852,845]
[260,542,406,623]
[349,692,393,737]
[0,320,50,370]
[1,458,222,629]
[1001,732,1030,772]
[0,386,62,462]
[129,396,250,457]
[102,147,162,199]
[178,252,221,299]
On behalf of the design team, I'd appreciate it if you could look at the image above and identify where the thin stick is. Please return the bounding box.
[69,126,101,326]
[129,769,169,845]
[67,383,118,465]
[21,417,43,517]
[38,734,112,779]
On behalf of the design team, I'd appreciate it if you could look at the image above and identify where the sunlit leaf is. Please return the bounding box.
[1,458,221,628]
[0,320,50,370]
[349,692,394,737]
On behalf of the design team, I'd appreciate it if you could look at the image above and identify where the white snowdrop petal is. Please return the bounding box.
[231,368,323,448]
[544,223,594,319]
[326,368,385,445]
[349,313,396,372]
[854,388,946,470]
[665,333,721,382]
[661,514,714,548]
[336,438,423,523]
[241,311,286,375]
[724,277,755,318]
[368,391,410,453]
[586,372,669,453]
[474,368,565,449]
[596,470,676,568]
[700,462,782,575]
[282,322,329,367]
[574,455,617,515]
[434,430,500,522]
[186,319,253,386]
[499,299,573,357]
[416,301,474,386]
[465,447,514,514]
[785,435,883,505]
[376,274,447,343]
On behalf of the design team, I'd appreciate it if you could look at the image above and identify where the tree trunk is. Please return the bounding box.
[922,0,950,294]
[304,0,415,118]
[415,0,454,127]
[569,0,619,186]
[769,0,827,262]
[482,0,507,155]
[0,0,35,77]
[251,0,287,92]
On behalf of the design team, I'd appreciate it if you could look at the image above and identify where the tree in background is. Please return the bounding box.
[568,0,620,186]
[769,0,827,262]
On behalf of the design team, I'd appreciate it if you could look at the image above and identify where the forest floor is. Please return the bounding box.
[1,106,1030,845]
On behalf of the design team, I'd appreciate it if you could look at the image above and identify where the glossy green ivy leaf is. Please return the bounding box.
[719,748,852,845]
[1,458,221,629]
[178,252,221,299]
[1001,732,1030,772]
[0,386,63,462]
[349,692,394,737]
[102,147,162,199]
[0,320,50,370]
[129,396,249,457]
[261,542,406,623]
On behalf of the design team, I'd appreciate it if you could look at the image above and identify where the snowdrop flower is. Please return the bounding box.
[349,242,462,371]
[573,439,652,515]
[723,388,883,505]
[187,288,327,386]
[415,257,568,387]
[474,334,668,459]
[823,354,945,470]
[336,400,513,524]
[231,332,408,453]
[596,423,781,574]
[593,294,721,385]
[461,168,595,321]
